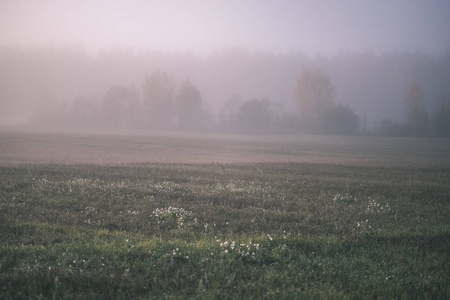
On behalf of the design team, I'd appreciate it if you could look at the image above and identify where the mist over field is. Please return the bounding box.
[2,2,450,298]
[1,0,450,136]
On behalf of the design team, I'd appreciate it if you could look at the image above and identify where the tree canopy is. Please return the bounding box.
[295,68,335,120]
[175,80,204,130]
[403,81,429,135]
[142,71,176,128]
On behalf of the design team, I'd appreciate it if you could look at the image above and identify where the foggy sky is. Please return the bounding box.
[1,0,450,56]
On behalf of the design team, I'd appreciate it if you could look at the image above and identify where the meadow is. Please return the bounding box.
[0,130,449,299]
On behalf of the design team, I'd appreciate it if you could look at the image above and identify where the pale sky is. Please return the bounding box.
[1,0,449,56]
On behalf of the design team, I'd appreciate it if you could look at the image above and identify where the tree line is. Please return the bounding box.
[378,82,450,137]
[27,67,362,134]
[30,72,209,132]
[1,46,450,136]
[28,67,449,137]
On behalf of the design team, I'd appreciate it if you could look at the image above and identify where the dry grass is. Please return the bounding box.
[1,129,449,166]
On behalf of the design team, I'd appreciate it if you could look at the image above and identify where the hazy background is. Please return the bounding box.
[2,0,449,55]
[1,0,450,135]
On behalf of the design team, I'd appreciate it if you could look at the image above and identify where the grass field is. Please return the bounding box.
[1,130,449,299]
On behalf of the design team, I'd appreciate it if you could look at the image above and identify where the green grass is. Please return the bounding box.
[1,131,449,299]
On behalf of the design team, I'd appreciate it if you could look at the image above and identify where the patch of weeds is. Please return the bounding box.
[353,219,377,234]
[216,239,262,259]
[152,206,199,231]
[331,193,395,235]
[366,197,392,214]
[333,193,356,206]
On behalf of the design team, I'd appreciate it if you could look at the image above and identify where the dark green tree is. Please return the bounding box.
[294,68,360,135]
[101,85,140,128]
[236,98,274,134]
[295,68,335,120]
[403,81,429,136]
[174,80,204,130]
[218,94,241,133]
[432,93,450,137]
[317,104,360,135]
[142,71,176,129]
[70,96,98,129]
